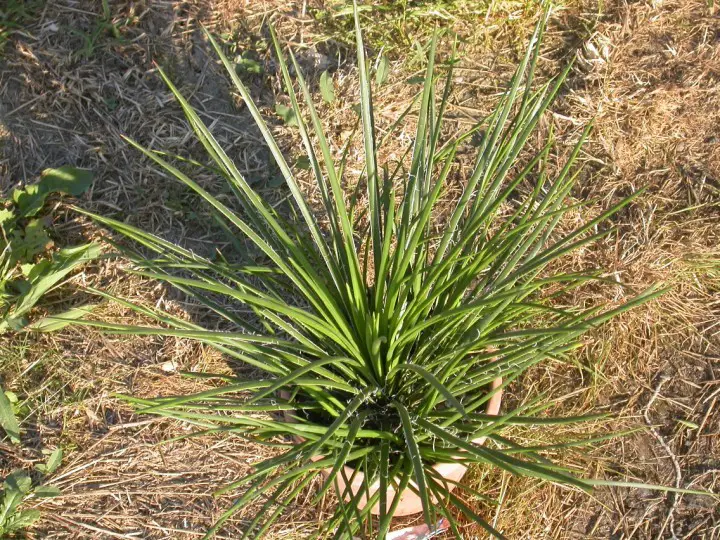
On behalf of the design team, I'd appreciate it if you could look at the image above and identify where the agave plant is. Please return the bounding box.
[71,6,700,539]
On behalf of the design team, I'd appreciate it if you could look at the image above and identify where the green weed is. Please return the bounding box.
[69,0,132,59]
[0,453,63,537]
[0,167,100,333]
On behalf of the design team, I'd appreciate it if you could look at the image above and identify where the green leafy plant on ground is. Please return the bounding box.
[1,166,85,536]
[72,6,713,539]
[0,450,63,538]
[0,166,100,334]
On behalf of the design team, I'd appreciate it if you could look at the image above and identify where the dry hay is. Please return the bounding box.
[0,0,718,538]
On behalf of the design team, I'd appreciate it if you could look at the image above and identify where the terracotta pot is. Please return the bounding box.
[282,377,503,520]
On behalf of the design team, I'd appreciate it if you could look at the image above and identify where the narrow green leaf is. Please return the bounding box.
[28,304,98,332]
[389,363,466,417]
[393,401,434,527]
[585,478,715,497]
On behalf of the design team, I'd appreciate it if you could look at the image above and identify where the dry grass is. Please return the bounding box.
[0,0,718,538]
[475,1,720,537]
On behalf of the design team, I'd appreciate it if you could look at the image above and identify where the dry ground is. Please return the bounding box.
[0,0,718,538]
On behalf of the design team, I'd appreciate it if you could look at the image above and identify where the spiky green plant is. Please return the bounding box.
[71,6,707,539]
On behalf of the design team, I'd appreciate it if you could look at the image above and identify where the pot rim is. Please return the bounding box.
[281,377,504,516]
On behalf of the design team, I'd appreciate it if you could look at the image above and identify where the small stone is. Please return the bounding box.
[161,360,177,373]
